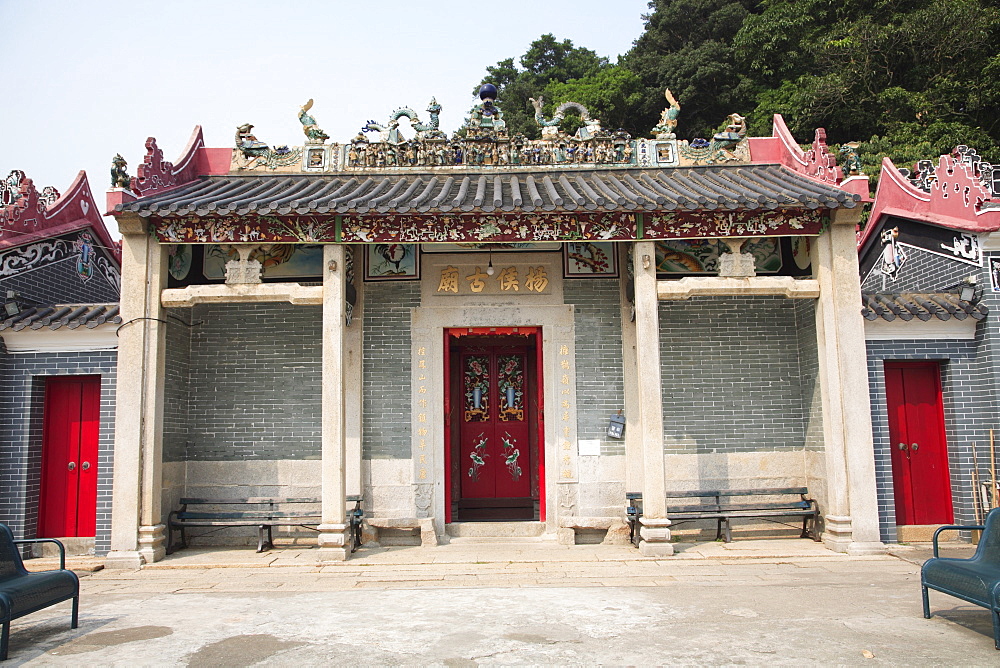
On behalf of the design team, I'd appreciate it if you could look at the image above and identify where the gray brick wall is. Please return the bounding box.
[0,250,119,305]
[163,309,192,462]
[0,348,116,554]
[657,296,811,453]
[182,303,323,460]
[564,279,626,456]
[866,337,995,543]
[794,299,824,451]
[862,245,977,294]
[362,282,419,459]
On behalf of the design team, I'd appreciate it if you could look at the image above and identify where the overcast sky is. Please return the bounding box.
[0,0,651,236]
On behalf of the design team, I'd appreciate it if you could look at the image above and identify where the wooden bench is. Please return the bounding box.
[922,507,1000,649]
[1,523,79,661]
[168,497,325,553]
[626,487,820,545]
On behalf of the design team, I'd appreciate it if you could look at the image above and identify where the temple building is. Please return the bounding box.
[0,169,122,555]
[858,146,1000,542]
[87,86,890,565]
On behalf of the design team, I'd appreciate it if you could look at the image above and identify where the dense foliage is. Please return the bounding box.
[476,0,1000,172]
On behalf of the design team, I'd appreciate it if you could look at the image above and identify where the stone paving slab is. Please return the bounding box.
[8,540,993,664]
[6,556,999,666]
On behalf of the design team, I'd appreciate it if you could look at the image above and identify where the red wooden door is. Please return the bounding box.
[884,361,953,525]
[457,344,534,519]
[38,376,100,537]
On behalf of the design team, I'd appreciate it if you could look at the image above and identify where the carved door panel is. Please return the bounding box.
[457,345,533,518]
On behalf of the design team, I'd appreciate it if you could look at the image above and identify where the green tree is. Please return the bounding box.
[735,0,1000,166]
[543,66,645,133]
[475,34,609,138]
[623,0,759,139]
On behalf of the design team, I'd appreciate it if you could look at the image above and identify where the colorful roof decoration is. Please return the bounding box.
[0,169,120,261]
[108,89,865,244]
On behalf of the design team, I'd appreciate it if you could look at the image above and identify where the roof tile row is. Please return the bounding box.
[0,304,121,332]
[116,166,859,217]
[861,292,987,322]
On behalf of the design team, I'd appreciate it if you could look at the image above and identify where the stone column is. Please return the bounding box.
[813,209,884,554]
[633,241,673,556]
[344,247,364,499]
[106,214,168,568]
[318,244,351,561]
[618,245,643,495]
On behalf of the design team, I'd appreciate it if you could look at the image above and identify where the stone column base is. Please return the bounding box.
[137,524,166,564]
[638,517,674,557]
[317,523,351,562]
[419,518,438,546]
[822,514,854,553]
[846,541,887,556]
[104,550,144,569]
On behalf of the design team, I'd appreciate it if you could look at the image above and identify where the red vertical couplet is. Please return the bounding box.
[38,376,100,537]
[884,361,953,525]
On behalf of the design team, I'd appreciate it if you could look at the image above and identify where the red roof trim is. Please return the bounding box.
[860,154,1000,248]
[0,170,120,263]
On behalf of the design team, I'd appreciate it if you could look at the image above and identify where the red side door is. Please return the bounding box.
[884,361,953,525]
[457,342,535,519]
[38,376,100,537]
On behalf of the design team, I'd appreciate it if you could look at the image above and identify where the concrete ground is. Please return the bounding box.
[9,538,996,666]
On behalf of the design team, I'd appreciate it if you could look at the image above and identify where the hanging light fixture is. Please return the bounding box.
[486,246,495,276]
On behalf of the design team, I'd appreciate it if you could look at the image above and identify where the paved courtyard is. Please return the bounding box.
[8,539,995,665]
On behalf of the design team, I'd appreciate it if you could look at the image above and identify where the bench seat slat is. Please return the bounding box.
[670,509,816,520]
[179,497,320,505]
[668,501,811,513]
[171,519,321,527]
[175,512,321,520]
[663,488,809,499]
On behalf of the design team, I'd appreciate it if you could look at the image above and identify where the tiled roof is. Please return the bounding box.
[0,304,121,331]
[861,292,988,322]
[116,165,859,217]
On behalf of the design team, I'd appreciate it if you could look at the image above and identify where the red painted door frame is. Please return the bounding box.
[444,328,544,522]
[884,361,953,525]
[38,376,100,537]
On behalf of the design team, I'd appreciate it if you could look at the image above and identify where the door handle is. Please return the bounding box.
[82,461,91,471]
[911,443,919,452]
[67,462,76,471]
[898,443,907,450]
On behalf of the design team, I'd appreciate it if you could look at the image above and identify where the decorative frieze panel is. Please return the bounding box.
[644,209,825,239]
[150,209,827,245]
[342,212,637,244]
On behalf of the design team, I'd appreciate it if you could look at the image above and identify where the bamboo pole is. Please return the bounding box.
[992,429,997,511]
[973,442,983,523]
[972,466,983,543]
